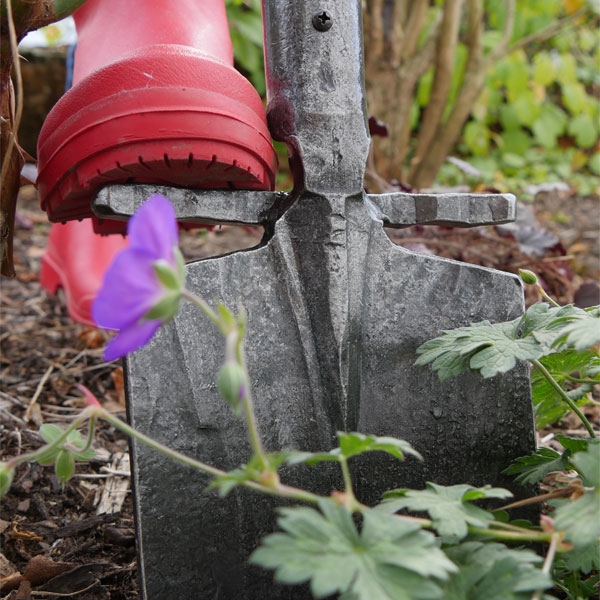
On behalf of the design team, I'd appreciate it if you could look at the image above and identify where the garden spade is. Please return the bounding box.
[93,1,535,598]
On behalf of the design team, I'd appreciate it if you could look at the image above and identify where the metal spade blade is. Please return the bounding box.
[93,2,535,598]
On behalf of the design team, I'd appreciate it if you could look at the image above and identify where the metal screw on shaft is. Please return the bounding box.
[312,10,333,31]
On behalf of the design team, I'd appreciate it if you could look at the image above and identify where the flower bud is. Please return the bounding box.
[217,362,247,417]
[55,450,75,487]
[519,269,538,285]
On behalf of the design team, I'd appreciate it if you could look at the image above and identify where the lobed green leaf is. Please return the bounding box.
[380,483,512,543]
[251,500,455,599]
[553,444,600,549]
[442,541,552,599]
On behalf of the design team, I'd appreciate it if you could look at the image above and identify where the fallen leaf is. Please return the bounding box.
[22,555,74,586]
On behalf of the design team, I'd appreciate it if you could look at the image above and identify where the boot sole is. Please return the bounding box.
[37,46,278,233]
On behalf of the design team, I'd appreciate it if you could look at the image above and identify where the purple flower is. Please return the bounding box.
[93,194,185,361]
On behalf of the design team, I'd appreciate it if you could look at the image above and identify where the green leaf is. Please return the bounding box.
[553,310,600,350]
[521,303,587,343]
[380,483,512,542]
[500,104,522,131]
[532,104,567,149]
[40,423,65,445]
[251,501,455,599]
[531,349,599,428]
[63,429,94,461]
[513,440,600,498]
[560,541,600,574]
[556,54,578,85]
[556,435,597,455]
[417,303,594,383]
[417,68,434,107]
[562,83,587,115]
[500,129,532,155]
[286,433,422,467]
[554,444,600,548]
[554,491,600,549]
[464,121,491,156]
[442,541,551,599]
[533,52,556,86]
[501,152,527,170]
[37,424,94,464]
[417,317,544,380]
[589,153,600,176]
[337,432,422,462]
[505,52,531,103]
[503,447,571,485]
[513,90,542,127]
[0,463,15,498]
[571,442,600,488]
[285,450,341,467]
[568,113,599,149]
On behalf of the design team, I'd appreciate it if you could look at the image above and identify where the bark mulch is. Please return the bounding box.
[1,185,598,599]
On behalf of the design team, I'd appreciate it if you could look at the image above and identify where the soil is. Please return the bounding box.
[0,185,598,599]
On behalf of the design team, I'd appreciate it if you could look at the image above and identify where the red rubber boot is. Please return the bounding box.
[40,220,130,327]
[37,0,277,326]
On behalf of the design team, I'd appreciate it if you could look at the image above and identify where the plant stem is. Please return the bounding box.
[181,289,221,330]
[563,373,599,385]
[468,525,553,544]
[238,348,269,470]
[339,457,354,495]
[80,415,96,453]
[98,408,224,479]
[96,408,323,504]
[536,285,561,308]
[532,359,596,438]
[531,532,561,600]
[181,289,269,468]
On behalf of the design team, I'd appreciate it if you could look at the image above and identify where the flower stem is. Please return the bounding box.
[94,407,323,503]
[237,346,269,471]
[80,415,97,453]
[181,289,269,468]
[562,374,599,385]
[531,532,561,600]
[537,285,561,308]
[337,456,362,511]
[97,408,224,479]
[181,289,221,330]
[468,525,553,543]
[532,359,596,438]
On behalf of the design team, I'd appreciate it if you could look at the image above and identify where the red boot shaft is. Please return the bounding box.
[37,0,277,233]
[38,0,277,326]
[72,0,234,79]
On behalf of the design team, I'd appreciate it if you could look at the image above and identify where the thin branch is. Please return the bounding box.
[486,0,516,63]
[409,0,464,179]
[0,0,23,189]
[402,0,430,60]
[500,6,588,61]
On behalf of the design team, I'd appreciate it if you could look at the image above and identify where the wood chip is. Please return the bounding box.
[96,453,130,516]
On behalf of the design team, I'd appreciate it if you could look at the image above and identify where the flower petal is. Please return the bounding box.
[93,248,162,329]
[128,194,178,261]
[103,318,162,361]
